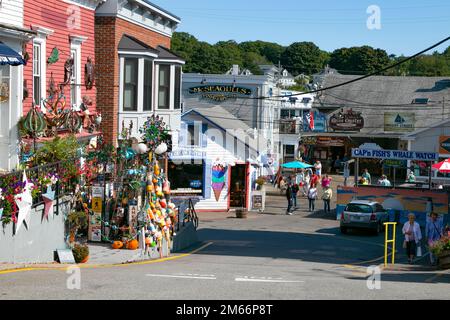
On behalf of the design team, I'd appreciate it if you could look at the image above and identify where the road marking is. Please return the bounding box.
[146,274,217,280]
[234,276,303,283]
[0,242,214,275]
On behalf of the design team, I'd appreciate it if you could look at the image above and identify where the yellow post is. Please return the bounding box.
[384,222,397,266]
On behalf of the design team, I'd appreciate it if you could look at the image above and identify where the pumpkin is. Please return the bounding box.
[126,239,139,250]
[112,241,124,249]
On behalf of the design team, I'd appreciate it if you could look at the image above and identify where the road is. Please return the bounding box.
[0,187,449,300]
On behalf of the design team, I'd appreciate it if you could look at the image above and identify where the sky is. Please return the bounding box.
[154,0,450,56]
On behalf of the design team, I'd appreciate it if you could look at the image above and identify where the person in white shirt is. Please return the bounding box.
[402,213,422,264]
[307,186,318,212]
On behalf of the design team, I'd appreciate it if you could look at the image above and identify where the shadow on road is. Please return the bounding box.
[195,228,385,266]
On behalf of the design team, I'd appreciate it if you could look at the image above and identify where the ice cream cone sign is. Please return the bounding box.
[211,159,227,202]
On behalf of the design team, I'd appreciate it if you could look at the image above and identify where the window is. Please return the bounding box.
[345,203,373,213]
[123,58,138,111]
[158,64,170,109]
[33,43,41,105]
[412,98,429,105]
[168,161,204,195]
[70,49,77,107]
[174,65,181,109]
[143,60,153,111]
[187,123,198,146]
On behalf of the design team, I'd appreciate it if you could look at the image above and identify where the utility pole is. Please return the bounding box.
[443,97,446,121]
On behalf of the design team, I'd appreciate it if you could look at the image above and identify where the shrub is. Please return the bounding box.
[72,243,89,263]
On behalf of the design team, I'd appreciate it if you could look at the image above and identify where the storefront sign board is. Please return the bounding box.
[384,113,415,132]
[351,148,439,161]
[439,136,450,155]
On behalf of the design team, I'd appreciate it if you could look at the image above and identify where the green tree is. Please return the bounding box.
[239,41,285,64]
[329,46,390,74]
[280,42,329,76]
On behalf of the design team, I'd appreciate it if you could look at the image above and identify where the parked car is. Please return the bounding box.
[340,200,389,235]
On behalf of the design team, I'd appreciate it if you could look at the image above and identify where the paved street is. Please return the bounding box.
[0,182,449,300]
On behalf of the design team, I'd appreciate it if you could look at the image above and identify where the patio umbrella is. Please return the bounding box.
[281,161,313,169]
[432,158,450,173]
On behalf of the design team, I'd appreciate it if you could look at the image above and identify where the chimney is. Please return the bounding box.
[232,64,239,76]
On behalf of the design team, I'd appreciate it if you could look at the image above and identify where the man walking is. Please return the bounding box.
[292,183,299,210]
[286,183,294,215]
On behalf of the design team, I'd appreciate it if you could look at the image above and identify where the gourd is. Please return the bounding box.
[126,239,139,250]
[112,241,123,249]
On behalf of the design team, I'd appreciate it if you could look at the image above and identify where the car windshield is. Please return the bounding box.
[345,203,373,213]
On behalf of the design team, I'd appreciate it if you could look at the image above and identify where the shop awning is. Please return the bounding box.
[0,42,25,66]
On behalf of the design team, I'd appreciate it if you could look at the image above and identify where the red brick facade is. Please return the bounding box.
[23,1,97,115]
[95,16,171,144]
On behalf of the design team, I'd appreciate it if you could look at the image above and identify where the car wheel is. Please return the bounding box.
[340,227,348,234]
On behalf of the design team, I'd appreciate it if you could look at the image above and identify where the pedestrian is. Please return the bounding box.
[279,177,287,195]
[321,174,332,189]
[286,183,294,215]
[406,171,416,183]
[322,186,333,213]
[292,183,299,209]
[310,170,320,188]
[296,169,304,186]
[378,175,391,187]
[361,168,371,185]
[333,156,342,174]
[343,161,350,187]
[314,160,322,179]
[308,185,318,212]
[402,213,422,264]
[425,212,443,266]
[302,170,310,196]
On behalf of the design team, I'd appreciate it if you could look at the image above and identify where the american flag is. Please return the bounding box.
[305,111,315,131]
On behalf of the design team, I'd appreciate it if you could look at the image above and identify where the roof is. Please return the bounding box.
[156,45,185,62]
[348,200,379,205]
[313,73,450,136]
[118,34,159,54]
[142,0,181,21]
[182,106,269,153]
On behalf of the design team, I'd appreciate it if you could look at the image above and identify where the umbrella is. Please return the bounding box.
[281,161,313,169]
[432,158,450,173]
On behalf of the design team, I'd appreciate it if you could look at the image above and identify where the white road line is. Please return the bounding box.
[235,277,304,283]
[146,274,216,280]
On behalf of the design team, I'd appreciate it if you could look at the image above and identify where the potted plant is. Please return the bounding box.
[430,236,450,269]
[256,176,266,191]
[67,210,88,244]
[72,243,89,264]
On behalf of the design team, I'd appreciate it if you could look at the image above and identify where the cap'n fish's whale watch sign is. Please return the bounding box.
[189,85,252,102]
[352,148,439,161]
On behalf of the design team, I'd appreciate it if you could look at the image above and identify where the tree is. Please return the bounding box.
[239,41,285,64]
[329,46,390,74]
[280,42,329,76]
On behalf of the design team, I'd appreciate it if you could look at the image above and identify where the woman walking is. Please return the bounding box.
[308,185,318,212]
[322,186,333,213]
[402,213,422,264]
[425,212,443,266]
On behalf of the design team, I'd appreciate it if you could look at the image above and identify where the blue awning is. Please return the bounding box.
[0,42,25,66]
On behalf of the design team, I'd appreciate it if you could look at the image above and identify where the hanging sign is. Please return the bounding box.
[439,136,450,155]
[189,85,252,102]
[329,109,364,131]
[352,148,439,161]
[384,113,415,132]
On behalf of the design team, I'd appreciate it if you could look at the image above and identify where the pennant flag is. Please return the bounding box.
[15,172,33,234]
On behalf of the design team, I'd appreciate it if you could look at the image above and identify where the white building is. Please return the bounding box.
[259,64,296,88]
[0,0,35,172]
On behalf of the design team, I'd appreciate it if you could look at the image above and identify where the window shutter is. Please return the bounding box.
[203,159,212,199]
[179,122,187,146]
[201,123,208,147]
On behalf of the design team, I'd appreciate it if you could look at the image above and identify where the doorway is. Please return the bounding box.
[229,164,248,208]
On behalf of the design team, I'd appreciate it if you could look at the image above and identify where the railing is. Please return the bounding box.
[176,198,199,231]
[279,119,301,134]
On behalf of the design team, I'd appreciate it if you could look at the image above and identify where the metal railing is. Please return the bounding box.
[176,198,199,232]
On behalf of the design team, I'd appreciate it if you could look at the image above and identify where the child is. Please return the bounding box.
[308,185,318,212]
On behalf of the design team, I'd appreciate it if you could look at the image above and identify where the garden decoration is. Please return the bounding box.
[42,185,56,220]
[212,159,227,202]
[23,103,46,142]
[47,47,59,65]
[84,56,94,90]
[63,56,74,85]
[14,172,34,234]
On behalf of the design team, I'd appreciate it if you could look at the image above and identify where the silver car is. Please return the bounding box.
[340,200,389,235]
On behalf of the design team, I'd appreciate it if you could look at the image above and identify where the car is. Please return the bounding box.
[340,200,389,235]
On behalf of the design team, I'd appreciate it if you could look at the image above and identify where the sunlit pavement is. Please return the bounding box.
[0,180,449,300]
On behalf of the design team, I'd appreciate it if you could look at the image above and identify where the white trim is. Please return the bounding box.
[154,59,185,65]
[118,50,158,58]
[114,14,173,38]
[133,0,181,23]
[32,38,46,108]
[62,0,105,10]
[137,58,144,112]
[119,56,125,113]
[70,35,88,45]
[70,42,82,108]
[0,27,34,41]
[169,65,175,110]
[31,25,54,38]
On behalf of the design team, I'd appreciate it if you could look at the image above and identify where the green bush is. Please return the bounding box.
[72,243,89,263]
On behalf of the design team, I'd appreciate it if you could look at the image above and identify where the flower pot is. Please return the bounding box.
[438,250,450,269]
[236,208,247,219]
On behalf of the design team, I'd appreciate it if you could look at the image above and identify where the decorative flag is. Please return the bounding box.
[304,112,314,132]
[15,172,33,234]
[309,111,315,131]
[211,160,227,202]
[42,185,55,220]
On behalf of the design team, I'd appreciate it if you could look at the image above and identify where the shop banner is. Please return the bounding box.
[384,113,415,132]
[439,136,450,155]
[351,148,439,161]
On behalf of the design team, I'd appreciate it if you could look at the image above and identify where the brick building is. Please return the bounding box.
[95,0,184,145]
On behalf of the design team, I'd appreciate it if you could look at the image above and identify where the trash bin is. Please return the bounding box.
[236,208,248,219]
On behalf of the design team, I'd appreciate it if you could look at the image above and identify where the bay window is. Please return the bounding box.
[123,58,138,111]
[158,64,170,109]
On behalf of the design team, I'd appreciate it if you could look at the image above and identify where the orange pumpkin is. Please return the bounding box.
[126,239,139,250]
[112,241,123,249]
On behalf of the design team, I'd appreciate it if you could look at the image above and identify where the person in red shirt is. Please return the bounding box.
[310,170,319,188]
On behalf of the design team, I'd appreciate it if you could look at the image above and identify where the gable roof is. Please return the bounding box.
[156,45,185,63]
[118,34,159,54]
[182,106,269,154]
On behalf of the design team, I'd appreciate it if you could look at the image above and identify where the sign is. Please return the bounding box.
[188,85,252,102]
[56,249,76,264]
[439,136,450,154]
[329,109,364,131]
[312,112,327,133]
[90,226,102,242]
[252,194,263,209]
[351,148,439,161]
[316,137,346,147]
[384,113,415,132]
[92,186,103,199]
[383,159,406,168]
[169,148,206,160]
[92,197,102,213]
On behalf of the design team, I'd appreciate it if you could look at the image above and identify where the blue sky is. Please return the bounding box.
[155,0,450,56]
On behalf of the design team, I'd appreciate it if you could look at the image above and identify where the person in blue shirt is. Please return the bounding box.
[426,212,444,266]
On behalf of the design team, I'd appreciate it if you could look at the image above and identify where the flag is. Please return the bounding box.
[304,111,315,131]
